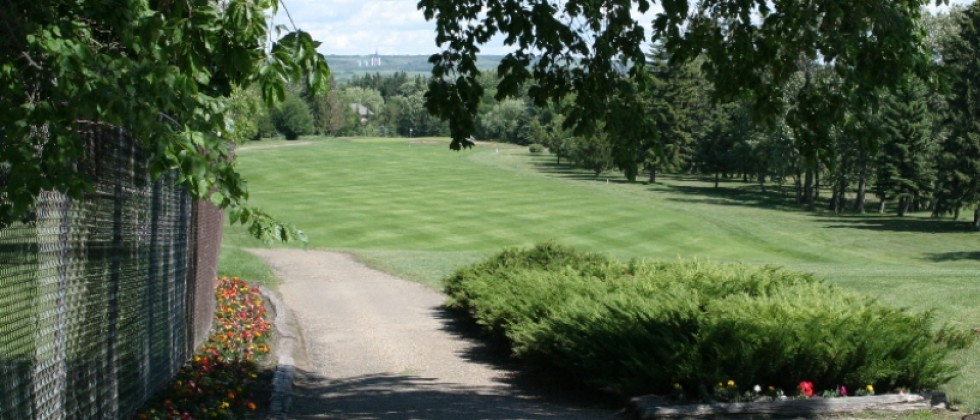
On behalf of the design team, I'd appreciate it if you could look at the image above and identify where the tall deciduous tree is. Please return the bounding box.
[934,3,980,228]
[786,65,844,211]
[306,76,349,136]
[0,0,330,240]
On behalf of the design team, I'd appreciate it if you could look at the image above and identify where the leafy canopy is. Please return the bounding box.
[417,0,944,150]
[0,0,330,241]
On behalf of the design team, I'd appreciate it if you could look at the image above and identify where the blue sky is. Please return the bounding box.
[275,0,975,56]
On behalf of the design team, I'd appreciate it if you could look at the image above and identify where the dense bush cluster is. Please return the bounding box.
[445,243,973,398]
[528,143,545,153]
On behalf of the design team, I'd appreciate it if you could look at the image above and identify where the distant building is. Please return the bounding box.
[349,103,374,123]
[357,51,383,68]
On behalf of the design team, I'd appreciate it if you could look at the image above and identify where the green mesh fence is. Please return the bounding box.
[0,124,220,419]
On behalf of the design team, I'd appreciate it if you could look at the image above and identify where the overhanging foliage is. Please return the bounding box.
[417,0,942,150]
[0,0,330,241]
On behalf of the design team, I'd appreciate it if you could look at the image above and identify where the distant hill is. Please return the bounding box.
[325,54,504,83]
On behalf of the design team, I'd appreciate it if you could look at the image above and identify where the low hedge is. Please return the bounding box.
[444,242,973,398]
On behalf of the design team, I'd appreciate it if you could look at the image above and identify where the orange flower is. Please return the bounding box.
[247,401,257,411]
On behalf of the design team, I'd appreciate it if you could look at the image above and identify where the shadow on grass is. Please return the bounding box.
[529,159,632,184]
[923,251,980,262]
[527,159,976,236]
[531,159,801,210]
[816,215,972,234]
[660,182,801,212]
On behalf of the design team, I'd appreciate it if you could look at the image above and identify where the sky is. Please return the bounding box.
[274,0,976,56]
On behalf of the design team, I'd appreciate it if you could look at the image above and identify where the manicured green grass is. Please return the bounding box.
[222,136,980,410]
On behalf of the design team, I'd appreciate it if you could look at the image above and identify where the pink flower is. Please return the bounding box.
[799,381,814,398]
[839,385,847,396]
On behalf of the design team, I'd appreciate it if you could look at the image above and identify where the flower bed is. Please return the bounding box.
[136,276,271,419]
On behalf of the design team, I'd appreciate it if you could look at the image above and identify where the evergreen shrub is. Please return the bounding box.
[528,143,545,153]
[444,243,973,397]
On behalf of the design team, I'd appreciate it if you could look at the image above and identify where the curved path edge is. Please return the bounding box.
[259,285,300,418]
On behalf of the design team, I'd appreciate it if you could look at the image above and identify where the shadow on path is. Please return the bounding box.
[432,307,624,410]
[289,369,617,419]
[285,306,623,419]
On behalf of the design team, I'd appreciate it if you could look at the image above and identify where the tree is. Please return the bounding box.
[0,0,330,240]
[786,65,845,211]
[876,79,936,216]
[225,86,264,144]
[539,113,573,165]
[391,92,448,137]
[273,91,316,140]
[934,3,980,228]
[695,101,753,188]
[568,133,614,177]
[643,44,701,183]
[478,98,529,143]
[605,76,656,182]
[749,120,798,194]
[306,76,349,136]
[418,0,934,151]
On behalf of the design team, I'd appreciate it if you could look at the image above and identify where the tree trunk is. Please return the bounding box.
[829,185,841,213]
[838,183,847,212]
[879,200,887,214]
[648,165,657,184]
[897,197,909,217]
[794,171,803,203]
[854,175,867,213]
[757,174,766,193]
[974,207,980,230]
[814,170,820,201]
[804,169,815,211]
[714,172,720,188]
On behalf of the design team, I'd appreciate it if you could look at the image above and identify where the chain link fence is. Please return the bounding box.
[0,124,222,419]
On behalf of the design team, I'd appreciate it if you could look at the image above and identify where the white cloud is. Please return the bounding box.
[275,0,446,55]
[275,0,976,55]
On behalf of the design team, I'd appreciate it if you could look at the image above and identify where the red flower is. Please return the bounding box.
[799,381,814,397]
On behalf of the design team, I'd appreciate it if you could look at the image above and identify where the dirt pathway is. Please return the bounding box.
[248,249,620,420]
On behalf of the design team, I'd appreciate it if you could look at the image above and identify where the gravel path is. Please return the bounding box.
[248,249,621,420]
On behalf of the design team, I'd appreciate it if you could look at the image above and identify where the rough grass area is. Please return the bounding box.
[221,136,980,410]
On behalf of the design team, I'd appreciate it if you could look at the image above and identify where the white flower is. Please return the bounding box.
[753,385,762,393]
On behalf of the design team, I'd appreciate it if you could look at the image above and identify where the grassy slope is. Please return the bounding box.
[221,136,980,409]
